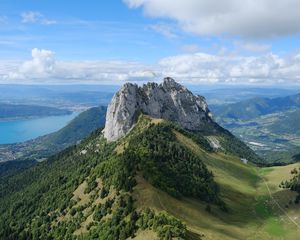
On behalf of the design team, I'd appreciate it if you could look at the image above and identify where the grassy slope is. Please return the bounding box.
[133,129,300,240]
[1,115,299,239]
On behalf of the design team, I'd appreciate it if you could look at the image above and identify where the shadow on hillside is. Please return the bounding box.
[272,188,297,207]
[186,230,204,240]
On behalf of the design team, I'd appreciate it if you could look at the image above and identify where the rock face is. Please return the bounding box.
[103,77,214,141]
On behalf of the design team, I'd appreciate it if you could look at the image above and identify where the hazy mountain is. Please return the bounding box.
[267,108,300,135]
[0,84,117,109]
[213,93,300,122]
[212,94,300,163]
[0,103,71,120]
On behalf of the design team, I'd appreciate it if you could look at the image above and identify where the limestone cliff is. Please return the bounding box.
[103,77,214,141]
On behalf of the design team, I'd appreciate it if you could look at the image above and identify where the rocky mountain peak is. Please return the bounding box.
[162,77,183,89]
[103,78,213,141]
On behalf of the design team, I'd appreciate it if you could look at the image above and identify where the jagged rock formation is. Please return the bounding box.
[103,77,214,141]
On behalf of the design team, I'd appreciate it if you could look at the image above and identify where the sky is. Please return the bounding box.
[1,0,300,85]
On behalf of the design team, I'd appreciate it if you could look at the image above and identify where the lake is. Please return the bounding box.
[0,112,78,144]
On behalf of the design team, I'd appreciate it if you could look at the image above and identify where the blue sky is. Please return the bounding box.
[0,0,192,62]
[1,0,300,85]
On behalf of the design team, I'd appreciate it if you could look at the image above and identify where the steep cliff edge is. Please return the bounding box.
[104,77,213,141]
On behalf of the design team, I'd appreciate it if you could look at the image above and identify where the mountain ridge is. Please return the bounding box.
[214,93,300,122]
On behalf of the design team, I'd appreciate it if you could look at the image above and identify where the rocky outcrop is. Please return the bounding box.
[103,77,214,141]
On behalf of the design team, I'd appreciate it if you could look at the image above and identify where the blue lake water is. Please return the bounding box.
[0,112,78,144]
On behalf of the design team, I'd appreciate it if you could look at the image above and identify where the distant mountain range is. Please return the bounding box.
[0,84,116,108]
[212,93,300,163]
[0,103,71,120]
[213,93,300,121]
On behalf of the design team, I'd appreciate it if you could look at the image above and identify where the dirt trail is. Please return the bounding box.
[259,170,300,230]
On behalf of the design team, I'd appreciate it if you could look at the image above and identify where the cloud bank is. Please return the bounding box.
[2,48,300,85]
[158,52,300,84]
[124,0,300,39]
[1,48,157,84]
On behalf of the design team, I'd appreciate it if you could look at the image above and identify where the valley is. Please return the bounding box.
[213,94,300,163]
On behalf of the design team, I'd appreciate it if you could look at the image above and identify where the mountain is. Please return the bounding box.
[213,95,300,163]
[0,103,71,120]
[213,93,300,122]
[0,106,107,163]
[104,78,260,164]
[267,108,300,135]
[104,78,213,141]
[1,79,299,240]
[264,148,300,164]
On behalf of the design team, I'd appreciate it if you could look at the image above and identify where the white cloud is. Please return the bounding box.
[21,11,57,25]
[158,52,300,84]
[1,48,157,84]
[124,0,300,39]
[19,48,56,76]
[2,48,300,85]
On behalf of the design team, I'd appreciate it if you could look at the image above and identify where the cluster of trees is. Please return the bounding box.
[85,202,187,240]
[280,167,300,203]
[137,208,186,239]
[129,123,224,207]
[84,177,98,194]
[93,198,114,221]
